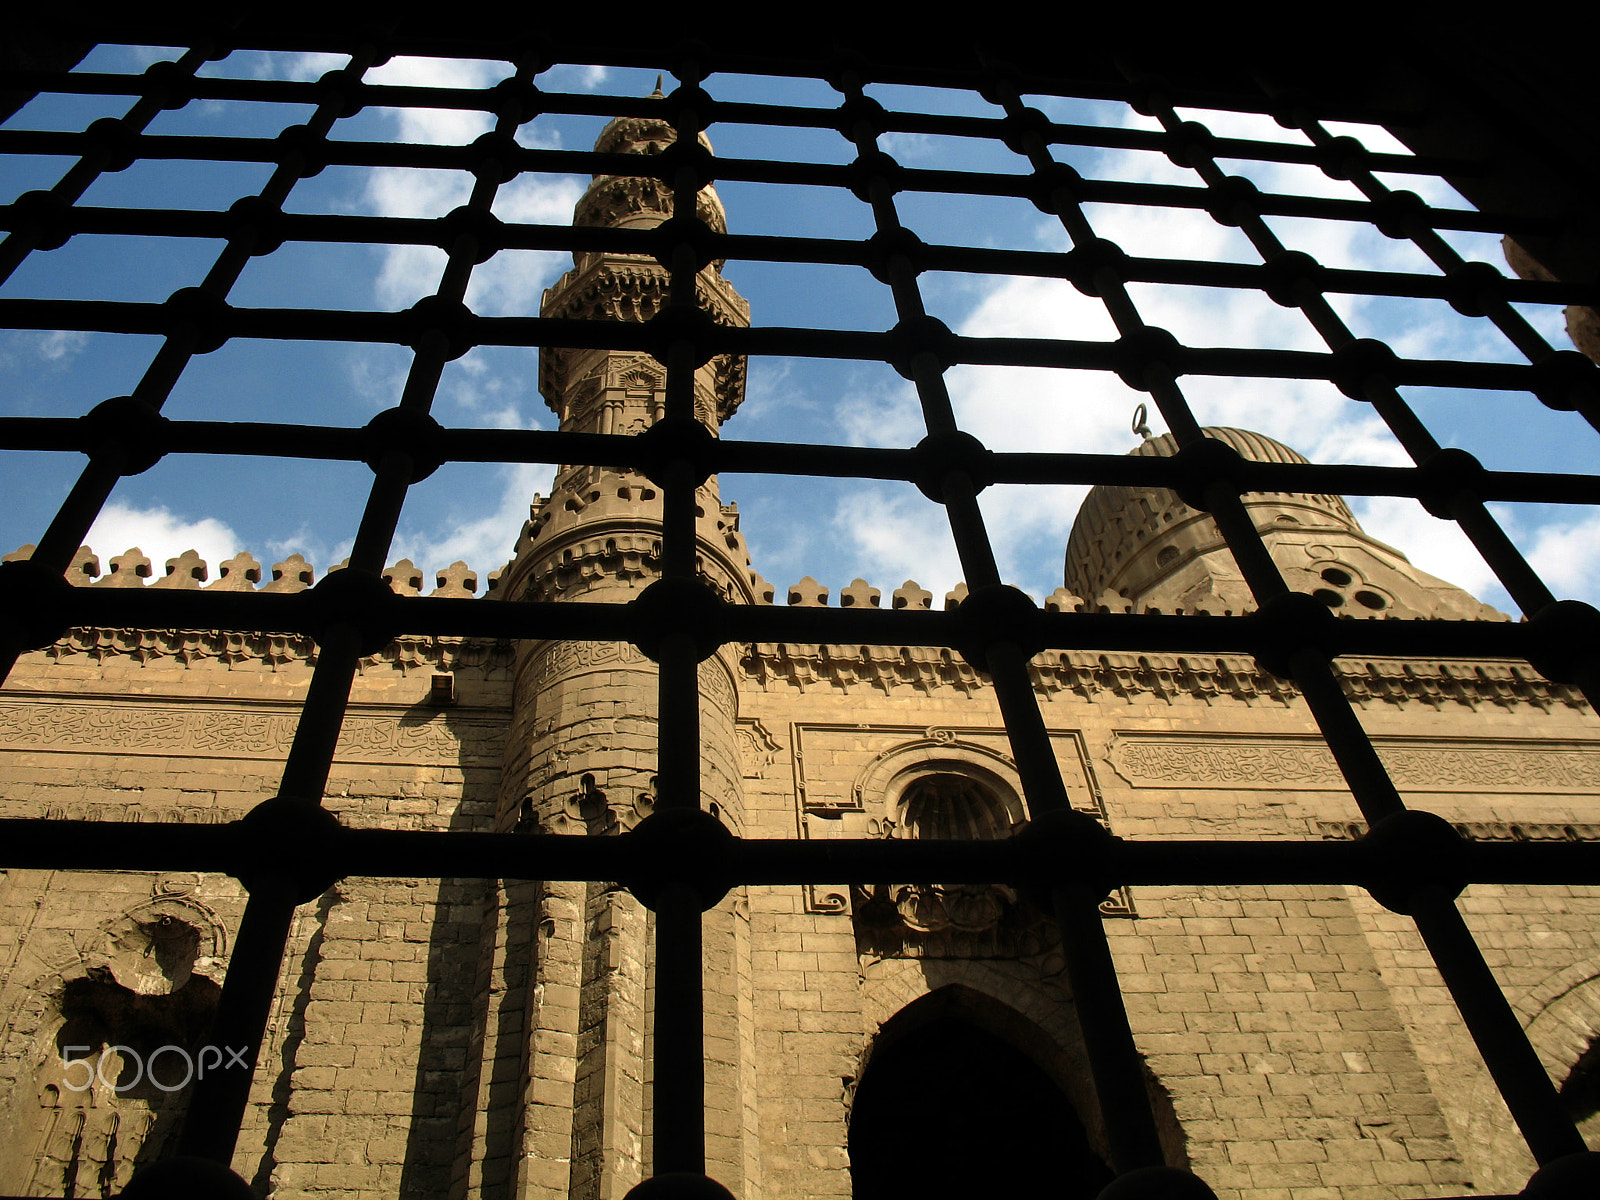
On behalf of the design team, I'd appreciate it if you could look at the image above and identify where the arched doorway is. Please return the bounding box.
[849,1012,1113,1199]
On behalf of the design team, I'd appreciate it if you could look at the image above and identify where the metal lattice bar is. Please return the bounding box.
[0,27,1598,1199]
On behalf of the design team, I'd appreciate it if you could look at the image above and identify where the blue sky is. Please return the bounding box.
[3,45,1597,615]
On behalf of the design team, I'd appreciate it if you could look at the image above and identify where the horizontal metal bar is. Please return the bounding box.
[6,417,1598,504]
[5,582,1556,661]
[0,297,1570,396]
[2,818,1596,888]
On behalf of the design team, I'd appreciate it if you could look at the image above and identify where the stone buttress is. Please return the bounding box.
[456,100,763,1200]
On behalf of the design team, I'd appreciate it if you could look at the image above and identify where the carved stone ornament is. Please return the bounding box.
[738,642,1582,709]
[523,773,656,836]
[1108,732,1600,793]
[1318,818,1600,843]
[892,882,1018,933]
[0,698,506,767]
[528,639,652,692]
[2,888,235,1197]
[736,718,781,777]
[31,627,512,677]
[852,881,1051,961]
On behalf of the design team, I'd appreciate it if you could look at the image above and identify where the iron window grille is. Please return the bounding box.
[1,22,1598,1200]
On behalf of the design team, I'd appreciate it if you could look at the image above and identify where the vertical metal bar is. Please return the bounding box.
[846,63,1175,1175]
[176,871,299,1162]
[1,47,385,688]
[657,636,701,811]
[652,882,707,1174]
[1052,888,1166,1171]
[1124,76,1590,1167]
[164,45,506,1166]
[276,630,363,802]
[645,81,715,1179]
[1288,653,1409,825]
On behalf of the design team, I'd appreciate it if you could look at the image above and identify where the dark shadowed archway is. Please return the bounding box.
[849,1009,1113,1199]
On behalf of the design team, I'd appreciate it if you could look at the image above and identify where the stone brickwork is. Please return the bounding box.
[3,528,1599,1198]
[725,624,1600,1199]
[1108,886,1471,1197]
[0,584,511,1198]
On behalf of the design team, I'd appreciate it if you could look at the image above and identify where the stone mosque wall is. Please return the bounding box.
[2,539,1599,1197]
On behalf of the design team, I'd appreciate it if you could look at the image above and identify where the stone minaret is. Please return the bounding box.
[460,96,763,1200]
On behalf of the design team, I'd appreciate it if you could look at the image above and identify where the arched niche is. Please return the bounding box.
[0,887,227,1197]
[851,756,1033,958]
[1518,957,1600,1153]
[1560,1039,1600,1149]
[851,740,1028,840]
[896,770,1017,841]
[848,984,1115,1198]
[1462,953,1600,1191]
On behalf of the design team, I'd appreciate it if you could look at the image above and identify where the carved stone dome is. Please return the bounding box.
[1062,427,1504,621]
[1064,428,1357,603]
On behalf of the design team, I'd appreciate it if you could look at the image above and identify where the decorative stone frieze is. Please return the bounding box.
[0,696,506,766]
[26,627,512,676]
[1109,732,1600,792]
[1319,818,1600,842]
[738,642,1583,709]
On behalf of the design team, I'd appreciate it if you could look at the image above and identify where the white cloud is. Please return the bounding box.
[1522,511,1600,603]
[260,52,349,82]
[471,178,585,316]
[0,330,91,377]
[349,56,585,314]
[817,106,1566,606]
[1345,502,1600,615]
[364,56,513,140]
[263,525,351,578]
[84,503,243,582]
[740,358,810,426]
[436,347,541,427]
[879,131,936,161]
[347,345,413,412]
[1175,107,1311,147]
[37,330,88,361]
[1351,495,1498,600]
[836,374,923,450]
[388,461,553,586]
[828,487,962,601]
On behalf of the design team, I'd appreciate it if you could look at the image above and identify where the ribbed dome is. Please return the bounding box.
[1137,427,1311,467]
[1064,428,1358,602]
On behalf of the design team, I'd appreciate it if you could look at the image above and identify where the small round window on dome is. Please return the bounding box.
[1320,567,1352,587]
[1156,546,1180,567]
[1275,513,1300,524]
[1354,590,1387,610]
[1313,588,1344,607]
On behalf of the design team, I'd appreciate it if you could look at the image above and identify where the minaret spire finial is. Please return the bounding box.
[1132,401,1154,442]
[652,74,664,97]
